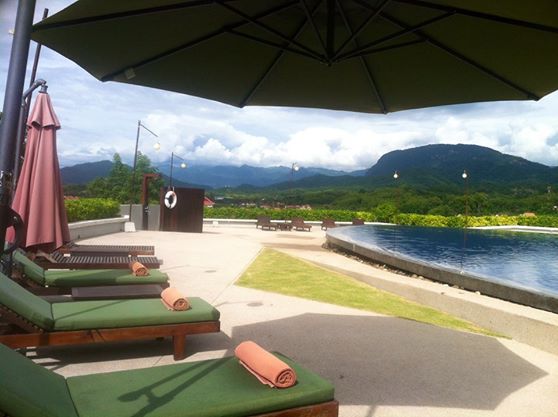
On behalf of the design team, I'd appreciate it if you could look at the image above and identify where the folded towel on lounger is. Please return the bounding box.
[161,287,190,311]
[130,261,149,276]
[234,341,297,388]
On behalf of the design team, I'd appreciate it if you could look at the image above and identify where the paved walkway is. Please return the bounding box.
[32,225,558,417]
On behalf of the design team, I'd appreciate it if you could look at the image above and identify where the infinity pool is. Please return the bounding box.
[328,225,558,297]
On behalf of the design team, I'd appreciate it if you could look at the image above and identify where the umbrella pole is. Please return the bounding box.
[0,0,36,255]
[13,8,49,187]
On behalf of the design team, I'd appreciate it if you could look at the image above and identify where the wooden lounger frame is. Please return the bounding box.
[252,401,338,417]
[3,400,338,417]
[58,244,155,256]
[260,222,278,231]
[291,219,312,231]
[34,252,162,270]
[10,273,170,296]
[0,305,220,360]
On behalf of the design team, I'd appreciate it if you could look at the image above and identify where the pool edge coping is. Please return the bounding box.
[325,230,558,356]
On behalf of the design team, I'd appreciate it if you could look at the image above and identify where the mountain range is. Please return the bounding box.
[60,144,557,190]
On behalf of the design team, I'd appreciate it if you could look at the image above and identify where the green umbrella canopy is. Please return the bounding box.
[31,0,558,114]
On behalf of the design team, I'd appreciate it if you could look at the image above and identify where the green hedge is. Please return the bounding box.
[205,207,377,222]
[65,198,120,222]
[204,207,558,228]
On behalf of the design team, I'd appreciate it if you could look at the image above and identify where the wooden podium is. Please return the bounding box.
[159,187,204,233]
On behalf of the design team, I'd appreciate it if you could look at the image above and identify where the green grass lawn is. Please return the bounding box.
[237,248,502,337]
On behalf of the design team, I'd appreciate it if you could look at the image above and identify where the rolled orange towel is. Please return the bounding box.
[130,261,149,276]
[161,287,190,311]
[234,341,297,388]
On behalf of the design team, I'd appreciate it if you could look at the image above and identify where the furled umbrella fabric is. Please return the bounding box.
[30,0,558,114]
[7,91,70,253]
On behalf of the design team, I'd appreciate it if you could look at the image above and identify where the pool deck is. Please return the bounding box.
[30,224,558,417]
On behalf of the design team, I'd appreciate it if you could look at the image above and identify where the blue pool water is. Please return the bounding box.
[330,225,558,297]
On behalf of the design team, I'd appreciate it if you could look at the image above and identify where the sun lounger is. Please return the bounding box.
[260,221,278,231]
[58,242,155,256]
[11,249,169,293]
[291,217,312,231]
[33,251,162,270]
[0,272,220,360]
[352,218,365,225]
[321,219,337,230]
[276,222,293,231]
[256,215,272,229]
[0,343,338,417]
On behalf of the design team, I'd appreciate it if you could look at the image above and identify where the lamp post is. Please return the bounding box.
[290,162,300,183]
[461,169,469,269]
[141,173,160,231]
[462,169,469,227]
[127,120,160,224]
[393,170,400,214]
[169,152,187,189]
[393,171,400,250]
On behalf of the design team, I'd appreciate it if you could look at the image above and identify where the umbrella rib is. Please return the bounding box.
[239,0,323,107]
[326,0,336,58]
[98,1,299,82]
[350,39,426,57]
[391,0,558,34]
[299,0,328,58]
[227,29,326,63]
[336,0,387,113]
[333,0,392,60]
[336,11,454,62]
[376,9,540,100]
[32,0,239,31]
[215,0,326,62]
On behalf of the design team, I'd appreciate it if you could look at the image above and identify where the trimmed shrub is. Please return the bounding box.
[204,207,558,229]
[65,198,120,222]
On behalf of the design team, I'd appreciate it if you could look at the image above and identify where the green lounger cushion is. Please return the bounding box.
[13,249,169,287]
[44,268,169,287]
[13,249,46,285]
[0,272,54,329]
[67,354,334,417]
[0,343,334,417]
[52,297,220,330]
[0,344,78,417]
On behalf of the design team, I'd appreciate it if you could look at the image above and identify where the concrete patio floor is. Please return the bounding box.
[30,224,558,417]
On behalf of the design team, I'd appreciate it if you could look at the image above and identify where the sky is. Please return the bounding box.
[1,0,558,171]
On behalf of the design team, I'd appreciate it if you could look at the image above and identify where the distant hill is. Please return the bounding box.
[366,144,554,185]
[263,144,558,191]
[61,160,112,184]
[60,144,557,191]
[155,163,361,188]
[61,160,359,188]
[61,160,198,189]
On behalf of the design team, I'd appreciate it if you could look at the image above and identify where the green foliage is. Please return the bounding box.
[212,180,558,217]
[517,215,558,227]
[205,206,558,229]
[84,153,163,204]
[205,207,377,222]
[64,198,120,222]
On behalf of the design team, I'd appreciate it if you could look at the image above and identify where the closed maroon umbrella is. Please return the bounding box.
[7,90,70,253]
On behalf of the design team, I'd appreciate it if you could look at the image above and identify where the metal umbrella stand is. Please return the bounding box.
[0,0,36,259]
